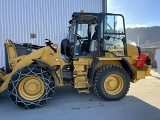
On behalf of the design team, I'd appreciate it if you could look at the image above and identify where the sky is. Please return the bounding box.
[107,0,160,28]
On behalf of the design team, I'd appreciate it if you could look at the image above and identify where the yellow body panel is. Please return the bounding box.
[0,43,66,92]
[0,40,151,92]
[127,44,139,59]
[96,58,122,71]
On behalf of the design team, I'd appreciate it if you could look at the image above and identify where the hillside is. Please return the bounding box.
[126,26,160,46]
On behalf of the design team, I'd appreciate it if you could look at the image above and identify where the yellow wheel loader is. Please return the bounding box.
[0,12,151,109]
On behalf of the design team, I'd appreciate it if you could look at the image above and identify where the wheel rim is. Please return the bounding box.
[104,74,124,95]
[18,76,45,101]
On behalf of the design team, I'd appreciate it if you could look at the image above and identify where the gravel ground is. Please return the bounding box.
[0,68,160,120]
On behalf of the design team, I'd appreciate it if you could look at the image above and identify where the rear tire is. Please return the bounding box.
[93,65,130,101]
[8,64,55,109]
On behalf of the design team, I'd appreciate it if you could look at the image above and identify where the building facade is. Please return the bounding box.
[0,0,103,67]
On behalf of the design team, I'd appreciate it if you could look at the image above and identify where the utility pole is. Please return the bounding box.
[103,0,107,13]
[137,36,139,46]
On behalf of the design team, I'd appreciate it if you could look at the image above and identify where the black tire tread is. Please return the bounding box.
[93,65,130,101]
[8,64,55,109]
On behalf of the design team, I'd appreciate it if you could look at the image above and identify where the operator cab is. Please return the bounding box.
[61,12,127,59]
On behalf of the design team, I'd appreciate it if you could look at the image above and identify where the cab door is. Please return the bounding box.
[100,13,127,56]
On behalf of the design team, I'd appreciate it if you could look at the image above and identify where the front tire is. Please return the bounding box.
[93,65,130,101]
[8,65,55,109]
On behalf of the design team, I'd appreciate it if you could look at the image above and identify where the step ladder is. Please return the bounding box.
[76,81,90,93]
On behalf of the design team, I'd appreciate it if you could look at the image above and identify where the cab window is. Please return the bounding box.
[101,14,125,56]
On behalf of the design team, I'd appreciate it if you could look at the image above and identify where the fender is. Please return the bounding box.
[88,58,134,84]
[88,58,100,84]
[120,58,134,79]
[33,59,60,83]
